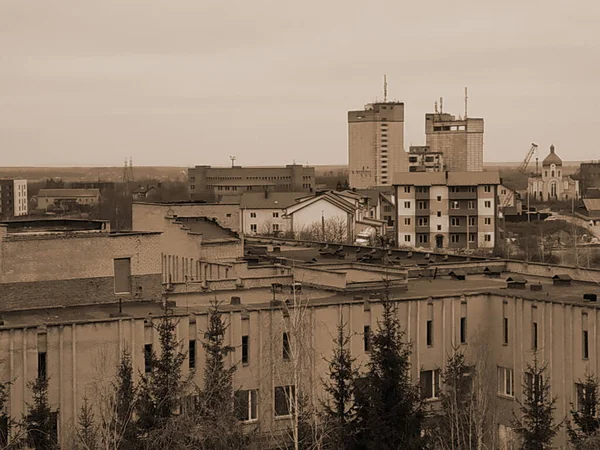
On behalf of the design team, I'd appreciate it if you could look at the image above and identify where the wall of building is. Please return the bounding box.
[0,291,595,448]
[242,209,290,236]
[477,185,496,248]
[289,199,351,238]
[13,180,28,217]
[396,186,416,246]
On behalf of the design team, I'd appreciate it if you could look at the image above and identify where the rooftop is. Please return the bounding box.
[239,192,308,209]
[174,217,239,242]
[393,171,500,186]
[38,188,100,197]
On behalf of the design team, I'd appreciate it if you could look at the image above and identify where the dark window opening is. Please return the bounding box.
[364,325,371,352]
[144,344,153,373]
[283,332,291,360]
[426,320,433,347]
[460,317,467,344]
[189,340,196,369]
[503,317,509,345]
[242,335,249,365]
[38,352,47,380]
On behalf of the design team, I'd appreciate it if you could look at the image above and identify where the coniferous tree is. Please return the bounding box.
[567,373,600,448]
[435,351,478,450]
[77,396,97,450]
[196,300,247,449]
[353,291,427,449]
[0,379,10,448]
[511,354,561,450]
[136,306,186,437]
[112,349,137,449]
[322,322,359,450]
[24,376,59,450]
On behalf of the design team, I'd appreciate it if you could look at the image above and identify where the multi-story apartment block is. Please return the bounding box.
[394,171,499,250]
[425,112,484,172]
[348,102,406,188]
[0,179,28,220]
[407,146,445,172]
[188,164,315,202]
[577,161,600,198]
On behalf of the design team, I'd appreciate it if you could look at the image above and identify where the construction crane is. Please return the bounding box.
[518,143,539,174]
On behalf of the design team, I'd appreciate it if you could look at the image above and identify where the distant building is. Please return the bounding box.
[37,188,101,211]
[578,161,600,198]
[527,145,579,202]
[188,164,315,202]
[407,146,445,172]
[394,171,500,251]
[425,112,484,172]
[132,185,159,201]
[348,102,406,188]
[70,181,116,191]
[240,191,307,236]
[575,198,600,224]
[0,179,28,220]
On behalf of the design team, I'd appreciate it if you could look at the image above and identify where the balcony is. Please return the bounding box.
[448,191,477,200]
[415,190,430,200]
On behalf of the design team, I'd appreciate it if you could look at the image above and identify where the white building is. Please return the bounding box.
[239,192,307,236]
[37,188,101,211]
[0,179,28,219]
[13,179,28,217]
[527,145,579,202]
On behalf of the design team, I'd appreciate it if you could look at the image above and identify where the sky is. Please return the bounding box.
[1,0,599,167]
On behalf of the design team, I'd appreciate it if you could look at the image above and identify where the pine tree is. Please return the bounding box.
[24,375,58,450]
[322,322,359,450]
[77,396,97,450]
[197,300,247,449]
[567,373,600,448]
[435,351,478,450]
[112,349,137,449]
[0,379,10,448]
[511,354,561,450]
[353,293,427,450]
[136,306,186,436]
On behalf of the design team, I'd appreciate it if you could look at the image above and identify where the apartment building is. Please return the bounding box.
[425,112,484,172]
[348,102,406,188]
[407,146,445,172]
[0,179,28,219]
[395,171,499,251]
[188,164,315,202]
[579,161,600,198]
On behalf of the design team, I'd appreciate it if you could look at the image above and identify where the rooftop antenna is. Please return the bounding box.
[383,74,388,103]
[434,101,438,114]
[229,155,236,168]
[464,87,468,119]
[439,97,443,114]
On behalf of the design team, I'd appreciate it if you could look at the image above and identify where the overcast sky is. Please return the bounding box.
[1,0,599,167]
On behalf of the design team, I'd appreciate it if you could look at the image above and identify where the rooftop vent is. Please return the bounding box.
[552,274,572,286]
[506,275,527,289]
[406,252,413,258]
[449,270,466,281]
[584,293,597,302]
[230,296,241,305]
[273,246,281,253]
[530,283,543,291]
[483,266,502,278]
[353,295,364,300]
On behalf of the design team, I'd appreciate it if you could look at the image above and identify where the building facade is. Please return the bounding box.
[425,112,484,172]
[578,161,600,198]
[395,172,499,251]
[0,179,28,220]
[36,188,101,211]
[187,165,315,202]
[348,102,406,188]
[527,145,579,202]
[407,146,445,172]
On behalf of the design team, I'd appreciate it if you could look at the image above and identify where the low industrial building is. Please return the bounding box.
[36,188,101,211]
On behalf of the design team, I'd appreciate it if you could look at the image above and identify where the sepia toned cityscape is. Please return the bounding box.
[2,2,600,449]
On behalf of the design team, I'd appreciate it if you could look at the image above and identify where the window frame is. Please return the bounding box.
[235,389,258,422]
[274,385,296,418]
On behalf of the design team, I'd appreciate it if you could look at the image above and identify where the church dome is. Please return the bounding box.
[542,145,562,166]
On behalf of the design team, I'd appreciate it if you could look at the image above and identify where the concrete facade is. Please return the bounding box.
[348,102,406,188]
[0,179,27,219]
[425,113,484,172]
[37,189,101,211]
[579,161,600,197]
[407,146,445,172]
[188,165,315,202]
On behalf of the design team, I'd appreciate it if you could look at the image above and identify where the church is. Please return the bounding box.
[527,145,579,202]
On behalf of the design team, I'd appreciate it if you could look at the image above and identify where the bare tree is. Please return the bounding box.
[296,217,348,244]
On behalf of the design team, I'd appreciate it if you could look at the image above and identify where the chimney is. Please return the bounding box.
[264,190,269,199]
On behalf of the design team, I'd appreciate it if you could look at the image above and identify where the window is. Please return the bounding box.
[273,212,279,218]
[242,335,249,365]
[583,330,589,360]
[451,234,460,243]
[404,201,411,208]
[501,189,506,195]
[404,235,411,242]
[404,218,411,226]
[426,303,433,347]
[437,225,442,231]
[235,389,258,422]
[575,383,591,412]
[503,318,509,345]
[283,332,291,360]
[469,217,476,226]
[437,195,442,201]
[460,317,467,344]
[250,224,257,232]
[274,386,296,417]
[484,234,492,242]
[420,370,441,400]
[484,201,491,208]
[189,340,196,369]
[436,211,441,217]
[498,367,515,397]
[451,217,460,226]
[468,233,476,243]
[484,185,491,193]
[144,344,153,374]
[38,352,47,380]
[226,213,232,217]
[114,258,132,294]
[404,186,411,193]
[418,201,428,210]
[451,201,460,209]
[468,200,475,209]
[272,224,280,232]
[418,234,429,244]
[250,212,257,218]
[418,217,428,227]
[364,325,371,352]
[484,217,491,225]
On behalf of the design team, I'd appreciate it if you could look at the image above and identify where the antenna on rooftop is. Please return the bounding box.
[229,156,236,168]
[383,74,388,103]
[434,101,438,114]
[464,87,468,119]
[439,97,443,114]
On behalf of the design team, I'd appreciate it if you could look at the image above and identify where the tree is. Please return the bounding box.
[109,349,137,449]
[77,396,98,450]
[567,373,600,448]
[511,354,561,450]
[136,306,186,438]
[353,289,427,449]
[322,322,359,450]
[23,375,59,450]
[434,350,478,450]
[0,379,10,448]
[195,300,247,449]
